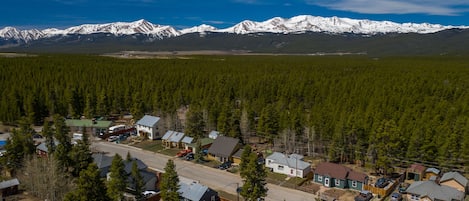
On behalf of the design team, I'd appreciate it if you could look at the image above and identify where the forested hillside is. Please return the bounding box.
[1,55,469,172]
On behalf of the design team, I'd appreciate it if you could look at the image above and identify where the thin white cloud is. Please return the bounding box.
[203,20,227,25]
[306,0,469,16]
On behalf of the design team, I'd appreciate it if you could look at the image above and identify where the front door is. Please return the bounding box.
[324,177,330,187]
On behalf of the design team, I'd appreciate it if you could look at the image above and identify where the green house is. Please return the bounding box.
[66,119,112,136]
[313,162,368,191]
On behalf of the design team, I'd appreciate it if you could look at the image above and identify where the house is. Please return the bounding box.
[0,178,19,197]
[92,153,157,191]
[66,119,112,136]
[186,138,214,154]
[439,171,468,193]
[405,180,465,201]
[169,132,185,148]
[208,131,219,139]
[314,162,368,191]
[136,115,161,140]
[93,152,114,177]
[207,136,239,163]
[162,130,175,147]
[407,163,426,181]
[36,141,59,157]
[265,152,311,178]
[182,136,194,150]
[179,181,220,201]
[424,168,440,180]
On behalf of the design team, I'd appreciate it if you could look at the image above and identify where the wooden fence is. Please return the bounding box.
[363,180,398,198]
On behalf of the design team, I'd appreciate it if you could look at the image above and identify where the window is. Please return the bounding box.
[211,196,216,201]
[278,165,284,170]
[267,160,271,164]
[335,179,340,186]
[351,181,357,187]
[317,175,323,182]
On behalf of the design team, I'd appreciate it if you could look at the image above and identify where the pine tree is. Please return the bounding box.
[130,160,145,200]
[69,133,93,177]
[64,163,110,201]
[53,114,72,170]
[160,159,180,201]
[239,145,252,178]
[240,152,268,201]
[194,139,204,163]
[42,120,56,156]
[107,154,127,201]
[184,106,205,140]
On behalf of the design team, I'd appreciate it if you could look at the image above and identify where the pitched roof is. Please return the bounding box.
[123,158,148,174]
[182,136,194,144]
[408,163,426,173]
[92,152,114,169]
[0,178,19,189]
[136,115,160,127]
[36,141,59,153]
[266,152,311,170]
[406,180,465,201]
[207,136,239,158]
[127,169,157,191]
[232,149,243,159]
[208,130,219,139]
[425,167,440,175]
[440,171,468,187]
[315,162,367,182]
[169,132,185,143]
[179,182,217,201]
[65,119,112,128]
[162,130,175,140]
[188,138,214,147]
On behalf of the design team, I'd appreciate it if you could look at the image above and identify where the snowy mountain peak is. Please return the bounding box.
[1,15,467,43]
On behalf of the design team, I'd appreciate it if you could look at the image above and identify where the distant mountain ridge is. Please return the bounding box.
[1,15,467,43]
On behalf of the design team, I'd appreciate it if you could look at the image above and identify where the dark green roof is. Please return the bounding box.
[188,138,214,147]
[65,119,112,128]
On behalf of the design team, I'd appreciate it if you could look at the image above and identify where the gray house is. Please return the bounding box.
[405,180,465,201]
[207,136,239,163]
[179,181,220,201]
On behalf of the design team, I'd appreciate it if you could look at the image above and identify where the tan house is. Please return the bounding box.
[439,171,468,193]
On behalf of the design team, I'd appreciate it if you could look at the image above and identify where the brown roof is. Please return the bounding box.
[315,162,350,180]
[207,136,239,158]
[408,164,426,173]
[315,162,368,182]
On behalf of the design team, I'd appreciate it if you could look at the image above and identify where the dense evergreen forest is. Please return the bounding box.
[1,55,469,173]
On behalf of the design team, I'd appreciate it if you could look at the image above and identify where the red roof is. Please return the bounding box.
[315,162,367,183]
[408,164,426,173]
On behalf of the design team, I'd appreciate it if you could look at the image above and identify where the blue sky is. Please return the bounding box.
[1,0,469,29]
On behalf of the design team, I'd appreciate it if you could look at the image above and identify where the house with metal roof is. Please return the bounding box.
[187,138,214,154]
[182,136,194,150]
[265,152,311,178]
[0,178,19,197]
[179,181,220,201]
[36,141,59,157]
[439,171,468,193]
[136,115,161,140]
[207,136,240,163]
[313,162,368,191]
[424,167,440,180]
[405,180,465,201]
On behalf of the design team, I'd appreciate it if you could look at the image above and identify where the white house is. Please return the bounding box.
[135,115,161,140]
[265,152,311,178]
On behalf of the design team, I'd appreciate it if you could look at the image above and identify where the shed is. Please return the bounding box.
[407,163,426,181]
[0,178,19,197]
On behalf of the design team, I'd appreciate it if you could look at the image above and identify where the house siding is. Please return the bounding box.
[314,174,363,190]
[346,180,363,191]
[136,124,159,140]
[440,180,465,192]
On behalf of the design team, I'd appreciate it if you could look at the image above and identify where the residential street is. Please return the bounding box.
[91,141,317,201]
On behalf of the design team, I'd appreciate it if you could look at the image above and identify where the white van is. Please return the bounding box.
[108,125,126,134]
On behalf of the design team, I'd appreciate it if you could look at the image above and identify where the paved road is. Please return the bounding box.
[91,141,317,201]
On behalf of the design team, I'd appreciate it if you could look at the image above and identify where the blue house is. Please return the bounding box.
[314,162,368,191]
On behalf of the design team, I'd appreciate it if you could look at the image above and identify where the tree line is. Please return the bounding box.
[1,55,469,172]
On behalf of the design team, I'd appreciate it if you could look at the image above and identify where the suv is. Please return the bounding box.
[218,161,232,170]
[375,178,389,188]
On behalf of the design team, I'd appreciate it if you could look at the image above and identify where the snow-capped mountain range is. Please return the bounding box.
[1,15,467,42]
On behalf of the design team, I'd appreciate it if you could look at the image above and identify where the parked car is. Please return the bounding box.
[354,190,373,201]
[176,149,192,157]
[375,177,389,188]
[108,136,119,142]
[185,153,194,161]
[391,192,402,201]
[398,182,409,194]
[218,161,232,170]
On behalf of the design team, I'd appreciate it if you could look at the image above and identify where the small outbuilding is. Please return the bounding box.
[0,178,20,197]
